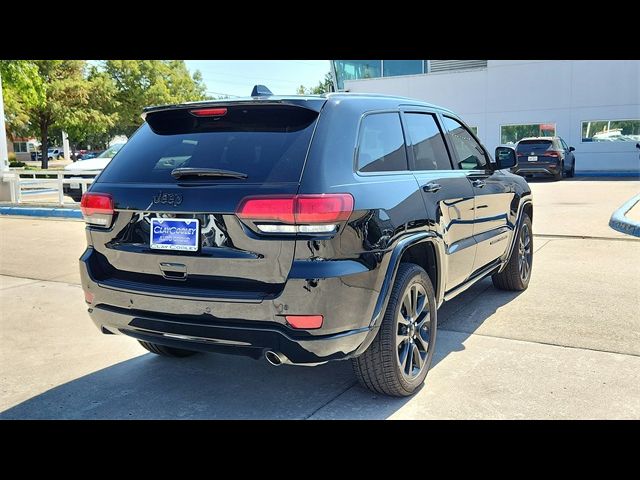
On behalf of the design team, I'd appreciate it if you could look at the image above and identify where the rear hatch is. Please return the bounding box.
[87,102,322,301]
[516,139,558,164]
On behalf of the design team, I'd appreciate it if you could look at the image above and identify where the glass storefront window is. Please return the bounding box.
[581,119,640,142]
[500,123,556,145]
[382,60,423,77]
[333,60,381,89]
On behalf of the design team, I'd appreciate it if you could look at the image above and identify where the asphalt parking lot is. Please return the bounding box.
[1,177,639,419]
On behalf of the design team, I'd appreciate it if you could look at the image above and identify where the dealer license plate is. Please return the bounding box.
[150,218,200,252]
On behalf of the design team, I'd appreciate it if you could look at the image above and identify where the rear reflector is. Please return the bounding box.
[285,315,324,329]
[84,290,94,304]
[190,107,228,117]
[80,192,114,227]
[236,194,354,234]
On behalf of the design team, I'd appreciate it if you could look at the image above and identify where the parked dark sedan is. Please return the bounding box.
[513,136,576,179]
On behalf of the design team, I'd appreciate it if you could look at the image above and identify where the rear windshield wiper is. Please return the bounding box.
[170,167,248,180]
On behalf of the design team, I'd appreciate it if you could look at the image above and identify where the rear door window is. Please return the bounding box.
[97,105,319,184]
[403,113,452,170]
[357,112,408,172]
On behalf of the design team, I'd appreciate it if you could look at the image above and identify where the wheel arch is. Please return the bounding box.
[353,232,445,356]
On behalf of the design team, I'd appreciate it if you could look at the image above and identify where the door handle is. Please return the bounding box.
[471,179,486,188]
[422,182,442,193]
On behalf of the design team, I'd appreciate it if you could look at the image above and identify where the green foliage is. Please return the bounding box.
[103,60,208,136]
[296,72,334,95]
[0,60,43,138]
[8,152,17,162]
[2,60,207,167]
[9,160,26,167]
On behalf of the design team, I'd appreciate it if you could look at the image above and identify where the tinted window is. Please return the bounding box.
[97,105,318,184]
[357,112,408,172]
[404,113,452,170]
[442,117,488,170]
[516,140,553,154]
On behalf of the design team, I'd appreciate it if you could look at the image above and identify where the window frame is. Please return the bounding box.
[399,107,454,172]
[441,114,493,172]
[354,109,411,176]
[580,118,640,143]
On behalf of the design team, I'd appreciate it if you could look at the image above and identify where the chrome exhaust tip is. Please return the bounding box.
[265,350,288,366]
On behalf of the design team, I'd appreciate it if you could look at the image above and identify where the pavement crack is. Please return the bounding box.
[303,380,358,420]
[533,239,552,253]
[439,328,640,359]
[0,274,81,289]
[533,233,639,242]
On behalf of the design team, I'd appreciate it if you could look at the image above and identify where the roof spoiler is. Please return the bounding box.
[251,85,273,97]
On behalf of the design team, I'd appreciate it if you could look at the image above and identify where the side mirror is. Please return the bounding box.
[569,146,575,152]
[495,146,517,169]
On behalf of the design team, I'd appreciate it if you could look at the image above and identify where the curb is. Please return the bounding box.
[609,194,640,238]
[0,206,83,219]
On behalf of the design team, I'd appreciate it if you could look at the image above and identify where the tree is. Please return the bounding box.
[0,61,43,141]
[60,68,119,158]
[1,61,112,169]
[296,72,334,95]
[103,60,208,137]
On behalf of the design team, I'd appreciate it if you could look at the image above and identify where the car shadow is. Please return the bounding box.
[0,279,522,420]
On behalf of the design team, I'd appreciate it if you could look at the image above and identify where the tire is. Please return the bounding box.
[567,164,575,178]
[352,263,437,397]
[555,162,564,180]
[138,340,198,357]
[492,213,533,291]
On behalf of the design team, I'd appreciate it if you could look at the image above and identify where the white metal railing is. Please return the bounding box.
[5,169,99,206]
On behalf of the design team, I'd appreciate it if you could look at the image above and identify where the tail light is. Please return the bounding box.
[517,153,526,157]
[546,151,560,157]
[80,192,114,227]
[236,194,354,234]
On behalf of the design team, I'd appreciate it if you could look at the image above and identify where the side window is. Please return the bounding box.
[442,116,489,170]
[560,138,569,151]
[404,113,452,170]
[357,112,408,172]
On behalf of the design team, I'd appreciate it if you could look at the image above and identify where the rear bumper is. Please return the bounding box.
[80,247,381,364]
[62,184,82,199]
[90,304,370,364]
[512,163,559,177]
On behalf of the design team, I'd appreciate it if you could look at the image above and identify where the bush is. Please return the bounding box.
[8,152,17,162]
[9,161,26,168]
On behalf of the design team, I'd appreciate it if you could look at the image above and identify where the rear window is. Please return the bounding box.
[97,105,319,184]
[517,140,553,152]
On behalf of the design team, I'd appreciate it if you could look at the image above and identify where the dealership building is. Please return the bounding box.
[331,60,640,175]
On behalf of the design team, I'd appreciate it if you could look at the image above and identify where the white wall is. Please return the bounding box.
[345,60,640,173]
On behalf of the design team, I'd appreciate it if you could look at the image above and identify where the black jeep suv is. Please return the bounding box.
[79,91,533,396]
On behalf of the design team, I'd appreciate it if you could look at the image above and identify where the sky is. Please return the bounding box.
[184,60,330,98]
